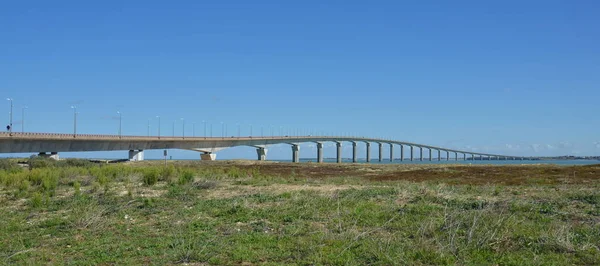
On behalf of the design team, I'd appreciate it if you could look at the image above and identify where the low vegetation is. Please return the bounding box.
[0,158,599,264]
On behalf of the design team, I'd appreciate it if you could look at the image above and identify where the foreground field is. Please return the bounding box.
[1,159,599,265]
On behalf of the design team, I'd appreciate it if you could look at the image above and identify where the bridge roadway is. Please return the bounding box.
[0,132,523,162]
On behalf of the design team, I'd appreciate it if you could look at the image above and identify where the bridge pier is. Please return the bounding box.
[38,152,59,160]
[366,142,371,163]
[419,147,423,161]
[437,150,441,161]
[378,143,383,162]
[352,142,357,163]
[429,148,432,161]
[317,143,324,163]
[336,142,342,163]
[389,143,393,162]
[455,152,458,161]
[400,144,404,161]
[200,152,216,161]
[291,144,300,163]
[446,151,449,161]
[128,150,144,161]
[410,146,414,161]
[256,147,267,161]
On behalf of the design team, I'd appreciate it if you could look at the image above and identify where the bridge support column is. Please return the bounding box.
[410,146,414,161]
[455,152,458,161]
[378,143,383,162]
[437,150,441,161]
[336,142,342,163]
[479,155,483,161]
[38,152,59,160]
[291,145,300,163]
[317,143,324,163]
[366,142,371,163]
[446,151,449,161]
[429,148,432,161]
[256,147,267,161]
[463,153,466,161]
[389,143,393,162]
[200,152,216,161]
[352,142,357,163]
[419,147,423,161]
[128,150,144,161]
[400,144,404,161]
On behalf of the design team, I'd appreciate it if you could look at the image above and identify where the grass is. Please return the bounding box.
[0,158,599,264]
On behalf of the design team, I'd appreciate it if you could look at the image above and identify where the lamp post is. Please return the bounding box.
[181,118,185,139]
[237,123,240,137]
[250,124,253,137]
[6,98,13,133]
[221,122,224,138]
[71,106,77,137]
[156,116,161,139]
[203,120,206,139]
[192,122,196,137]
[117,111,122,138]
[147,119,150,137]
[21,106,27,133]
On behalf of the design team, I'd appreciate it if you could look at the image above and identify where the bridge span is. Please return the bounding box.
[0,132,523,162]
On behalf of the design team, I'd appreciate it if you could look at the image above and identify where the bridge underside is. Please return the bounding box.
[0,134,522,162]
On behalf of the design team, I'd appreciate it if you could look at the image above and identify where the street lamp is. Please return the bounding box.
[181,118,185,139]
[71,106,77,137]
[237,123,240,137]
[203,120,206,139]
[21,106,27,133]
[192,122,196,137]
[172,120,175,137]
[117,111,122,138]
[250,124,253,137]
[221,122,224,138]
[156,116,161,139]
[147,119,150,137]
[6,98,13,133]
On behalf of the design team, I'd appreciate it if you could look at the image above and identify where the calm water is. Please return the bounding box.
[273,158,600,166]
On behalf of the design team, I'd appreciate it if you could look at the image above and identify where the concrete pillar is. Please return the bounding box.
[317,143,324,163]
[366,142,371,163]
[352,142,357,163]
[437,150,441,161]
[455,152,458,161]
[256,147,267,161]
[291,144,300,163]
[428,148,432,161]
[463,153,466,161]
[410,146,414,161]
[419,147,423,161]
[389,143,393,162]
[378,143,383,162]
[400,144,404,161]
[479,155,483,161]
[200,152,216,161]
[128,150,144,161]
[336,142,342,163]
[38,152,59,160]
[471,154,475,161]
[446,151,449,161]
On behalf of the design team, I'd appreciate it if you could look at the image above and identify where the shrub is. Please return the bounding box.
[28,156,56,169]
[160,165,177,182]
[30,192,43,208]
[143,169,159,186]
[57,158,94,168]
[178,170,195,185]
[0,159,20,172]
[73,181,81,196]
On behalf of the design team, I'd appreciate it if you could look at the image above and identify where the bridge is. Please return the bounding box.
[0,132,524,162]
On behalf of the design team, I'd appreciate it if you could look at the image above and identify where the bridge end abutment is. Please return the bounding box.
[200,152,217,161]
[128,150,144,161]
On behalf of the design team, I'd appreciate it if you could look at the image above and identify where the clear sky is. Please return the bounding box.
[1,0,599,159]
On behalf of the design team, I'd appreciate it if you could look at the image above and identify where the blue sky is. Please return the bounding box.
[2,0,599,159]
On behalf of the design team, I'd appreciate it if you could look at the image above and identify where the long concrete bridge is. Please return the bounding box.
[0,132,524,162]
